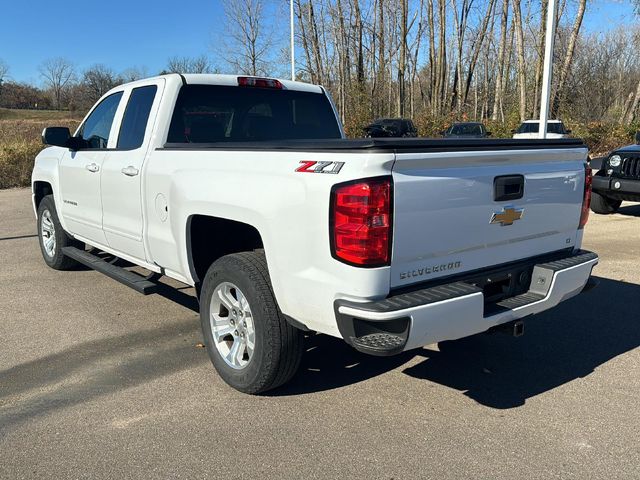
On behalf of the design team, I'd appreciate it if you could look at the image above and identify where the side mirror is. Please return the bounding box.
[510,129,516,134]
[635,131,640,144]
[565,129,572,134]
[66,136,88,151]
[440,130,446,136]
[486,131,492,136]
[42,127,71,148]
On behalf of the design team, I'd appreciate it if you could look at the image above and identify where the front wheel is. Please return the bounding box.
[37,195,82,270]
[590,191,621,214]
[199,251,304,394]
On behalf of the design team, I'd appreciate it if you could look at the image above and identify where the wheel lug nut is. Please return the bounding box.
[230,319,235,325]
[234,330,238,336]
[243,321,247,328]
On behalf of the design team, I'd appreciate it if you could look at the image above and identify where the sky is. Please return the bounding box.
[0,0,636,84]
[0,0,226,83]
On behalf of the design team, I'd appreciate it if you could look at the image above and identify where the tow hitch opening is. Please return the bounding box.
[490,319,525,337]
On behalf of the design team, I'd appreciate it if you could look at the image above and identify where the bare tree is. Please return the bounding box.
[121,66,149,82]
[6,0,632,135]
[434,0,448,115]
[83,64,119,103]
[512,0,527,121]
[491,0,509,121]
[0,59,9,99]
[397,0,409,116]
[166,55,214,74]
[0,59,9,85]
[461,0,496,107]
[550,0,587,117]
[39,57,75,110]
[219,0,272,75]
[626,80,640,124]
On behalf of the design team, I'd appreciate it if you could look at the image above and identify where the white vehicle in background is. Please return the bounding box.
[32,74,597,394]
[512,120,571,139]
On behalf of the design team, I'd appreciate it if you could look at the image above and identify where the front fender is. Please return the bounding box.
[31,147,66,228]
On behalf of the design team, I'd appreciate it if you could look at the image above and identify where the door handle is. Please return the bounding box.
[85,163,99,173]
[121,166,139,177]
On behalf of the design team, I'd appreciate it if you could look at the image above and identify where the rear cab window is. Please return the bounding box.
[167,84,342,143]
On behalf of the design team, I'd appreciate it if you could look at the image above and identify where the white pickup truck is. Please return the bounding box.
[33,74,598,393]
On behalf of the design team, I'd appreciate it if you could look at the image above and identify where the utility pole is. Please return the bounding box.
[290,0,295,81]
[538,0,558,139]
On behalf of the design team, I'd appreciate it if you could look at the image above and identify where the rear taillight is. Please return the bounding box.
[237,76,283,89]
[330,177,392,267]
[579,164,592,229]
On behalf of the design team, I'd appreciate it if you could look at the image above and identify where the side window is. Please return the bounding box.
[78,92,123,149]
[117,85,158,149]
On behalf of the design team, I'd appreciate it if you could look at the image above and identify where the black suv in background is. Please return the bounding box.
[441,122,491,138]
[363,118,418,138]
[591,133,640,214]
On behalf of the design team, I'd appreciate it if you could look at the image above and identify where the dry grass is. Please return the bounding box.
[0,109,81,189]
[0,107,81,121]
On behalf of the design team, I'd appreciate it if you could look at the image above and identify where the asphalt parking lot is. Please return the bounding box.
[1,187,639,479]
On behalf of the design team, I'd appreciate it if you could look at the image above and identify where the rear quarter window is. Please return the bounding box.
[117,85,157,149]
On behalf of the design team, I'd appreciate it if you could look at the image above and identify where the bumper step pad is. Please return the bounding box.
[351,333,405,353]
[338,281,481,314]
[536,250,598,272]
[484,291,545,316]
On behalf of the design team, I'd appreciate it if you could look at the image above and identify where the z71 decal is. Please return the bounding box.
[296,160,345,174]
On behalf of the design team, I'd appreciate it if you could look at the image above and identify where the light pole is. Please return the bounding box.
[538,0,558,139]
[290,0,295,81]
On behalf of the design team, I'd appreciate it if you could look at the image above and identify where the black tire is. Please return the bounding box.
[590,191,621,214]
[37,195,83,270]
[199,250,304,394]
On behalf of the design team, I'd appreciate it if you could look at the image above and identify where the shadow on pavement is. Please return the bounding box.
[274,277,639,406]
[0,320,207,431]
[0,234,38,242]
[402,277,640,408]
[269,334,415,396]
[616,203,640,217]
[155,282,199,312]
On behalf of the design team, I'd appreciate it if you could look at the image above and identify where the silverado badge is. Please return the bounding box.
[490,207,524,226]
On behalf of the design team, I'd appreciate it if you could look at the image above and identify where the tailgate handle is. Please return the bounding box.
[494,175,524,201]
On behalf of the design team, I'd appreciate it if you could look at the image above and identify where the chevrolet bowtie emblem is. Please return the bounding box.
[490,207,524,226]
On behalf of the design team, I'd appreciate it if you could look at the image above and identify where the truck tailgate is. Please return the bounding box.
[390,146,588,288]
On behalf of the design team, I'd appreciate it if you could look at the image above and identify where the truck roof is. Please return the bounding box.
[122,73,324,94]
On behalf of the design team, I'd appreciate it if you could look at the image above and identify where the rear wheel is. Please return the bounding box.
[37,195,82,270]
[199,250,303,394]
[590,191,621,214]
